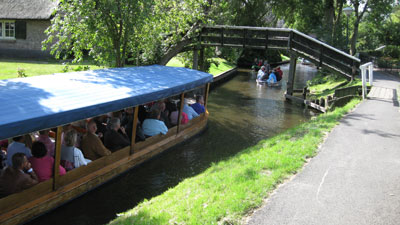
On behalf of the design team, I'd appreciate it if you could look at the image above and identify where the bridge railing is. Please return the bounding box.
[360,62,374,99]
[200,25,361,78]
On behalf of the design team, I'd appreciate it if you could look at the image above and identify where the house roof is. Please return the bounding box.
[0,65,213,139]
[0,0,58,20]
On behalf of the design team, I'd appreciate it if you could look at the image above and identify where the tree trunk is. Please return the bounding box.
[324,0,335,44]
[350,20,360,56]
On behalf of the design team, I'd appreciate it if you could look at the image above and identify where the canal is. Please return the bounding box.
[27,64,317,225]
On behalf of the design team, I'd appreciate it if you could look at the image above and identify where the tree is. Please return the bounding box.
[348,0,393,55]
[44,0,212,67]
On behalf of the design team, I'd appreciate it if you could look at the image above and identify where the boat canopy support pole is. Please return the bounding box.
[130,106,139,155]
[53,126,62,190]
[287,52,298,96]
[177,93,185,133]
[204,83,210,110]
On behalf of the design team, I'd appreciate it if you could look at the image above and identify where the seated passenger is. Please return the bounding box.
[190,95,205,114]
[182,99,199,120]
[267,71,277,84]
[37,129,55,157]
[169,104,189,126]
[6,136,32,167]
[104,118,130,152]
[81,120,112,161]
[0,153,38,197]
[121,108,146,142]
[29,141,66,182]
[61,130,91,170]
[151,101,171,128]
[275,67,283,81]
[257,66,266,80]
[142,109,169,137]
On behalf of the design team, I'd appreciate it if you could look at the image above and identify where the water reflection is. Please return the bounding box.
[27,64,317,225]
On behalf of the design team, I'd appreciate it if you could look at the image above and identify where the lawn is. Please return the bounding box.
[0,60,104,80]
[109,98,360,225]
[167,57,235,76]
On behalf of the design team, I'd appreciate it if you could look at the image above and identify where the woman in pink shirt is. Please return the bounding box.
[37,130,55,157]
[29,141,66,182]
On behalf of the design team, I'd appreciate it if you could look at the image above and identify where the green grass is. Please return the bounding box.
[307,72,366,99]
[281,54,290,61]
[166,57,235,76]
[0,60,104,80]
[109,99,360,225]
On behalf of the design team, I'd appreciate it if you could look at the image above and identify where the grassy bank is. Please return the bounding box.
[0,60,103,80]
[167,57,235,76]
[109,98,360,225]
[307,71,365,99]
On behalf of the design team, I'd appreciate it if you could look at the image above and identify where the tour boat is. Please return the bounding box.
[0,65,213,225]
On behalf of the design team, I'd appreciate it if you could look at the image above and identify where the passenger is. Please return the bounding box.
[6,136,32,167]
[93,115,108,139]
[182,99,199,120]
[142,109,169,137]
[61,130,91,170]
[29,141,66,182]
[263,60,271,74]
[275,67,283,81]
[251,58,258,70]
[23,134,33,150]
[257,66,266,80]
[267,71,277,84]
[37,129,55,157]
[121,108,145,142]
[0,153,38,197]
[81,120,112,161]
[190,95,205,114]
[151,101,171,128]
[169,103,189,126]
[104,118,130,152]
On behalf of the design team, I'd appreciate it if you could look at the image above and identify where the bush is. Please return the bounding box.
[383,45,400,59]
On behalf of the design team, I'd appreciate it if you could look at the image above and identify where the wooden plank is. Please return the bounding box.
[200,43,286,50]
[130,106,139,154]
[285,94,326,113]
[53,126,62,190]
[0,179,53,214]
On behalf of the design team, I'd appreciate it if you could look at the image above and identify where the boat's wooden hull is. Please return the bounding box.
[0,113,208,225]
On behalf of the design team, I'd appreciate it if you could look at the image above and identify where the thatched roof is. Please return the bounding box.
[0,0,58,20]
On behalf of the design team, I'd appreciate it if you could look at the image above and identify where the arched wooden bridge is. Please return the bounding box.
[163,25,361,97]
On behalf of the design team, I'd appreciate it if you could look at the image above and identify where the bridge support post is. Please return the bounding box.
[199,47,205,71]
[193,49,199,70]
[287,52,298,96]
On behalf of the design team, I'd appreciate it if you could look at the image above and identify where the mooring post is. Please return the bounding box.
[287,52,298,96]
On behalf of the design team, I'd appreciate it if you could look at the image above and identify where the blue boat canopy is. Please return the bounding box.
[0,65,213,139]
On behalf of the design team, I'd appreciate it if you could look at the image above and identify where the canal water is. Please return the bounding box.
[27,64,317,225]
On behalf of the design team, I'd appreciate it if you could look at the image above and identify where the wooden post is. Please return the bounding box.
[130,106,139,155]
[287,52,297,96]
[221,27,224,47]
[53,126,62,190]
[177,93,185,133]
[302,87,308,99]
[288,31,294,50]
[319,45,324,68]
[199,47,205,71]
[193,49,199,70]
[243,29,246,48]
[204,83,210,110]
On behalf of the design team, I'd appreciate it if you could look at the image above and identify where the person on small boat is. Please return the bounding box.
[81,120,112,161]
[121,107,146,142]
[274,67,283,81]
[37,130,55,157]
[190,95,205,114]
[169,103,189,126]
[0,153,38,197]
[29,141,66,182]
[6,136,32,167]
[183,98,199,120]
[257,66,266,81]
[61,130,91,170]
[267,71,277,84]
[142,108,169,137]
[263,60,271,74]
[104,118,130,152]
